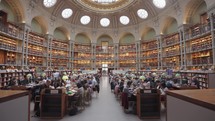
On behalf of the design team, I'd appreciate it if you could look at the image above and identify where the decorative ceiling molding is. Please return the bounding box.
[72,0,136,13]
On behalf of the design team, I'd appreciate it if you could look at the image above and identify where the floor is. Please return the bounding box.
[31,76,166,121]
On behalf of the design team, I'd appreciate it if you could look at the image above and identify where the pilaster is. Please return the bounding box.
[45,34,54,70]
[114,43,119,70]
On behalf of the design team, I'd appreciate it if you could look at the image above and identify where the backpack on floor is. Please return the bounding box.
[69,107,78,116]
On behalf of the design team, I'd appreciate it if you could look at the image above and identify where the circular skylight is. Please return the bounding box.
[120,16,129,25]
[62,8,73,18]
[100,18,110,27]
[92,0,118,4]
[153,0,166,9]
[80,15,91,25]
[137,9,148,19]
[43,0,57,8]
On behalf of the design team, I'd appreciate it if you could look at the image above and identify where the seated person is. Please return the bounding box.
[123,81,136,101]
[160,82,168,95]
[191,76,200,89]
[40,79,54,93]
[8,78,17,86]
[18,75,29,85]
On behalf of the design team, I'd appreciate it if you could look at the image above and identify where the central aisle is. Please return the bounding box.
[32,76,164,121]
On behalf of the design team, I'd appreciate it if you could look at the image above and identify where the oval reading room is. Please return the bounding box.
[0,0,215,121]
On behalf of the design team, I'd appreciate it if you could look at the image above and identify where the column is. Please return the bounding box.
[135,40,141,71]
[114,43,119,70]
[156,35,162,70]
[91,43,96,70]
[20,23,31,68]
[209,13,215,65]
[71,41,74,70]
[68,40,72,70]
[178,25,185,70]
[45,34,53,69]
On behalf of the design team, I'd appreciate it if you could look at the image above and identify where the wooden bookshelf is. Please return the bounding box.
[162,33,179,47]
[162,56,180,69]
[96,53,114,60]
[190,35,212,52]
[177,70,215,89]
[119,44,136,69]
[52,49,68,58]
[119,52,136,60]
[161,33,181,69]
[7,23,21,38]
[141,40,158,70]
[73,60,91,67]
[119,44,136,53]
[50,58,68,68]
[0,69,33,87]
[191,51,212,65]
[163,45,180,57]
[95,61,114,68]
[142,59,158,70]
[27,56,43,67]
[52,39,69,51]
[28,44,44,56]
[119,60,136,68]
[74,44,91,52]
[142,50,158,59]
[186,35,213,69]
[28,32,46,47]
[0,35,17,51]
[141,40,157,51]
[6,52,16,65]
[74,52,91,60]
[96,46,114,53]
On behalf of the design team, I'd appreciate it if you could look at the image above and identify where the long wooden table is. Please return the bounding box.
[166,89,215,121]
[0,90,30,121]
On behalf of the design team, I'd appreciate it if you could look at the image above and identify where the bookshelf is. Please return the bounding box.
[0,35,17,51]
[6,52,16,65]
[119,44,136,69]
[74,52,91,60]
[74,44,91,52]
[50,39,69,69]
[28,44,43,56]
[162,33,179,47]
[28,32,46,47]
[161,33,180,69]
[52,49,68,58]
[50,58,68,69]
[96,46,114,53]
[141,40,157,50]
[141,40,158,70]
[52,39,69,51]
[141,59,158,70]
[95,45,114,68]
[0,69,34,87]
[73,60,91,70]
[27,56,43,67]
[162,56,181,70]
[177,70,215,89]
[73,44,92,69]
[119,52,136,60]
[136,89,160,119]
[119,44,136,53]
[7,23,20,38]
[186,35,212,69]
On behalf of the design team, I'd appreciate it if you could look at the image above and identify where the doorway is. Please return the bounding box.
[102,64,108,75]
